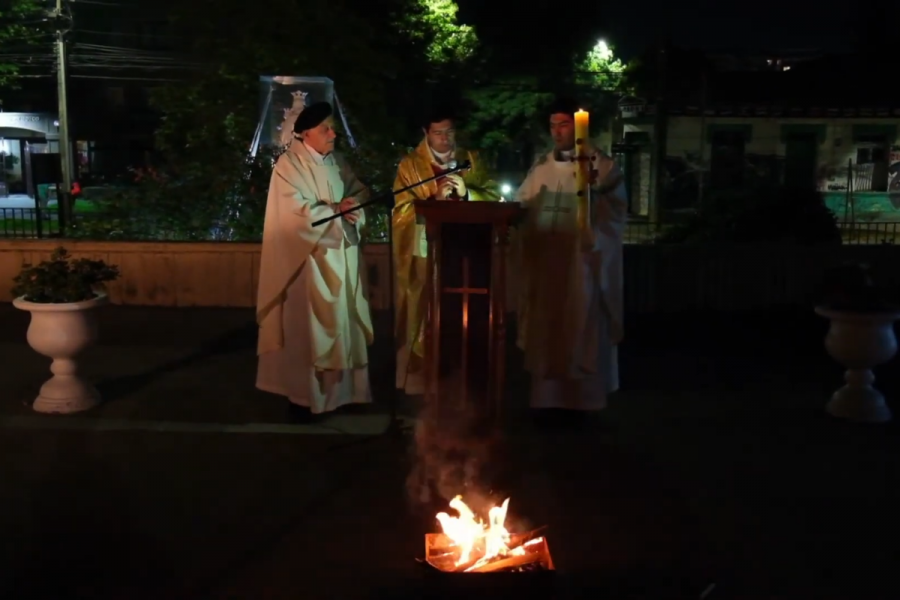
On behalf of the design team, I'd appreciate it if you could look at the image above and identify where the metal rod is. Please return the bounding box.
[311,160,471,226]
[460,257,469,409]
[493,224,508,421]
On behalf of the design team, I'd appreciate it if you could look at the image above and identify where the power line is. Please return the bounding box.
[69,0,144,6]
[76,28,181,39]
[0,18,54,26]
[66,39,201,71]
[1,33,56,42]
[70,74,177,81]
[72,41,181,55]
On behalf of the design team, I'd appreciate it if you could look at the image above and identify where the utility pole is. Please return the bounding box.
[649,40,668,229]
[52,0,73,231]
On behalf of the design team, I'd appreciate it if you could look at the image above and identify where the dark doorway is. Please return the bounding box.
[855,137,889,191]
[710,131,745,189]
[612,142,639,216]
[783,133,818,190]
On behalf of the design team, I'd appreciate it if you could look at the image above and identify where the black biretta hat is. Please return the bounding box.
[293,101,333,134]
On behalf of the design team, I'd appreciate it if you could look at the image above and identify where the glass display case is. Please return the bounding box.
[252,76,334,155]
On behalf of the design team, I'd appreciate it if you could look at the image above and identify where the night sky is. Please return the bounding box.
[458,0,861,59]
[605,0,854,57]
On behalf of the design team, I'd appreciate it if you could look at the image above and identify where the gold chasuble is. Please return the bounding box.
[392,139,500,394]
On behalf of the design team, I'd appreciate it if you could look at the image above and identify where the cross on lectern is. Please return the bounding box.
[443,256,488,406]
[542,184,570,230]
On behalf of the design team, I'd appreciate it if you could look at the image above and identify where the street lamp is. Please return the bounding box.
[594,39,612,61]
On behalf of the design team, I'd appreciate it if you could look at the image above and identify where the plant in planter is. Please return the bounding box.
[11,247,119,414]
[815,262,900,423]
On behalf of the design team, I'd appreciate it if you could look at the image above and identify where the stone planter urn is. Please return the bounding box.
[12,292,108,414]
[814,305,900,423]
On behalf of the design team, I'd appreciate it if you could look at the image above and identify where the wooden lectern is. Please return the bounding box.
[413,200,525,421]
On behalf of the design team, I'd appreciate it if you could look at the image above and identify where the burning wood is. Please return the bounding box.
[424,496,554,573]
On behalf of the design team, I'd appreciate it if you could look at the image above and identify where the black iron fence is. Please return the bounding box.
[622,220,900,245]
[838,221,900,245]
[0,207,247,242]
[0,207,63,239]
[3,206,900,246]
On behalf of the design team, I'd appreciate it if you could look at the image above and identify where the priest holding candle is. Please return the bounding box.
[514,97,627,422]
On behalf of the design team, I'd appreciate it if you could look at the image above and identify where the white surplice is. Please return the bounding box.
[515,148,627,411]
[256,140,374,414]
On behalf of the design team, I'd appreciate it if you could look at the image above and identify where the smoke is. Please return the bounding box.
[405,397,500,514]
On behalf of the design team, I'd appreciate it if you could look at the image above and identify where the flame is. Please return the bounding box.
[435,496,513,566]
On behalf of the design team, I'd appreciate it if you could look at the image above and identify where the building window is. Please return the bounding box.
[783,133,818,190]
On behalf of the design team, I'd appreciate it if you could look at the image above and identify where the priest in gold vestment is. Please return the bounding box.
[256,101,374,422]
[392,110,500,394]
[515,98,627,414]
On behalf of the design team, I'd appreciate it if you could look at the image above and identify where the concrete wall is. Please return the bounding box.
[3,240,900,314]
[0,241,391,312]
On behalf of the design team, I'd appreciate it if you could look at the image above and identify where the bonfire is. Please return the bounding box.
[424,496,554,573]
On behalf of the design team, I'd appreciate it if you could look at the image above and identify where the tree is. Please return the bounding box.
[576,40,626,91]
[398,0,478,66]
[85,0,480,241]
[129,0,400,240]
[457,0,611,81]
[463,40,627,162]
[383,0,480,136]
[0,0,45,89]
[463,81,554,154]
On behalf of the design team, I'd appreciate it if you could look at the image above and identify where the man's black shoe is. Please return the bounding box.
[287,402,320,425]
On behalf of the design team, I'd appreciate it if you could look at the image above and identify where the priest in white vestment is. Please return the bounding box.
[256,101,374,422]
[515,97,627,415]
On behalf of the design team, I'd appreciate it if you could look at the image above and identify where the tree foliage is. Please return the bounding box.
[81,0,631,241]
[399,0,478,66]
[0,0,45,89]
[463,40,628,159]
[463,82,554,153]
[576,40,626,90]
[151,0,478,161]
[82,0,479,241]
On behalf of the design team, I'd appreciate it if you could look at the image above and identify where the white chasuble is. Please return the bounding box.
[256,140,374,414]
[515,149,627,411]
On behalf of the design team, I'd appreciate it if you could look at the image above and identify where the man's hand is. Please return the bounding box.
[446,174,466,197]
[590,167,624,194]
[435,180,455,200]
[339,197,360,224]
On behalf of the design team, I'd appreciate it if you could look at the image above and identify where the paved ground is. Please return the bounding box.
[0,304,898,599]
